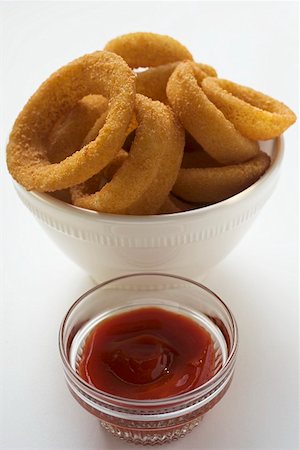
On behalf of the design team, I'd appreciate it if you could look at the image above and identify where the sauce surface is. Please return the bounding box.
[78,307,216,399]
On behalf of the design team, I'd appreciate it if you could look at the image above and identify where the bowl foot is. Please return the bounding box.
[99,416,204,445]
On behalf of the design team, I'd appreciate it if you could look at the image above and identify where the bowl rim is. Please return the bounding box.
[58,272,238,406]
[14,136,283,224]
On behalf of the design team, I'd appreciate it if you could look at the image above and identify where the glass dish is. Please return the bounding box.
[59,273,238,445]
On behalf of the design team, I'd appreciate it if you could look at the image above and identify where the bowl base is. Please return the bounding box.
[100,415,204,445]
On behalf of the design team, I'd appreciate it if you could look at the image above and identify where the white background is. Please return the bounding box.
[0,1,299,449]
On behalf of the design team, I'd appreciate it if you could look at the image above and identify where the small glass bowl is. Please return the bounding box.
[59,273,238,445]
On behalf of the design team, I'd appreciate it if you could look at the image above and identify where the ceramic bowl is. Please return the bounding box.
[14,137,283,282]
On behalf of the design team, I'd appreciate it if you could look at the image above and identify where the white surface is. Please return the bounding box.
[0,2,299,449]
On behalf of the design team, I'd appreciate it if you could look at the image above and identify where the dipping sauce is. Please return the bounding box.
[78,307,216,399]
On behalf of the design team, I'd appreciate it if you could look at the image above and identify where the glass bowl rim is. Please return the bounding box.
[59,272,238,406]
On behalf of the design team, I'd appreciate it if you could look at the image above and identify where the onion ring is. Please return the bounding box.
[50,189,72,204]
[48,115,133,202]
[67,150,129,202]
[83,112,138,147]
[81,111,107,147]
[202,77,297,140]
[71,94,184,215]
[136,62,217,103]
[47,95,108,163]
[166,61,259,164]
[7,51,135,192]
[172,151,270,203]
[181,148,222,169]
[104,32,193,68]
[102,149,128,181]
[158,194,198,214]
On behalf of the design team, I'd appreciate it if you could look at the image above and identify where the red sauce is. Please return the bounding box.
[78,307,215,400]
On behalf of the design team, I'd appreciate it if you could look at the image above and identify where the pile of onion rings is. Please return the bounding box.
[7,32,296,215]
[70,94,184,215]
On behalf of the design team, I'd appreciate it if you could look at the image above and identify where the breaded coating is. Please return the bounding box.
[136,62,217,103]
[104,32,193,68]
[7,51,135,192]
[81,111,108,146]
[71,94,185,215]
[158,194,198,214]
[167,61,259,164]
[182,149,222,168]
[47,94,108,163]
[7,32,296,215]
[172,151,271,203]
[102,149,128,181]
[83,112,137,147]
[202,77,297,140]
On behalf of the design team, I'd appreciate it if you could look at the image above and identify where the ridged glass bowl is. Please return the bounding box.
[59,273,238,445]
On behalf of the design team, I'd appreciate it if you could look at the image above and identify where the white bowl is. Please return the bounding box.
[14,137,283,282]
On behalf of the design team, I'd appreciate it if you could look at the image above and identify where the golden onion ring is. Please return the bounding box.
[136,62,217,103]
[181,148,222,168]
[47,95,108,163]
[7,51,135,192]
[172,151,271,203]
[166,61,259,164]
[71,94,184,215]
[202,77,297,140]
[102,149,129,181]
[104,32,193,68]
[83,112,138,147]
[158,194,198,214]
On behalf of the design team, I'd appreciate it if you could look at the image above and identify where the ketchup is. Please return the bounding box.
[78,307,215,400]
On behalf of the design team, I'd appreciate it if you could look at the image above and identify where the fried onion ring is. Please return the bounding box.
[47,94,108,163]
[182,148,222,168]
[172,151,270,203]
[81,111,108,147]
[202,77,297,140]
[83,112,138,147]
[71,94,184,215]
[104,32,193,68]
[7,51,135,192]
[158,194,198,214]
[166,61,259,164]
[102,149,128,181]
[136,62,217,103]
